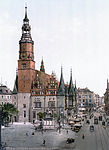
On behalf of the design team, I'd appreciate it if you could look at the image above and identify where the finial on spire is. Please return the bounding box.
[41,57,44,64]
[75,80,76,87]
[25,6,27,19]
[61,66,64,79]
[69,68,73,84]
[70,67,72,73]
[61,65,63,73]
[107,78,109,89]
[70,68,72,78]
[23,4,29,22]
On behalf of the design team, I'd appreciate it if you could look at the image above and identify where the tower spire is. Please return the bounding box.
[19,6,33,44]
[60,66,64,83]
[40,57,45,73]
[68,69,74,96]
[107,79,109,90]
[75,80,76,88]
[57,67,65,96]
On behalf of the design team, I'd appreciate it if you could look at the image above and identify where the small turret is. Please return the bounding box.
[40,58,45,73]
[57,67,65,96]
[68,69,74,96]
[74,80,77,92]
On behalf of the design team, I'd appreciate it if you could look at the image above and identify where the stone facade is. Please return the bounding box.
[30,95,57,122]
[13,7,77,123]
[17,93,31,122]
[104,80,109,115]
[0,85,12,105]
[77,87,94,111]
[93,93,104,107]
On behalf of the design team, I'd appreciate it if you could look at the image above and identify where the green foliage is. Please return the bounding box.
[61,113,66,119]
[51,113,57,118]
[37,112,44,120]
[0,103,18,125]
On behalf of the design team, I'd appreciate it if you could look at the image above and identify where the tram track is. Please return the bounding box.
[100,125,109,149]
[94,123,104,150]
[93,125,98,150]
[93,112,108,150]
[97,123,108,150]
[103,125,109,138]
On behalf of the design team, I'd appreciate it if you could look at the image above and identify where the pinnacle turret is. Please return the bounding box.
[57,67,65,96]
[68,69,74,96]
[74,80,77,92]
[40,58,45,73]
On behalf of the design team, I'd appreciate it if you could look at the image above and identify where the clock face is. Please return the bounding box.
[21,53,26,59]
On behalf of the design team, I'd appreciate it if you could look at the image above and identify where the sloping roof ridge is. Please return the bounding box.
[36,69,50,77]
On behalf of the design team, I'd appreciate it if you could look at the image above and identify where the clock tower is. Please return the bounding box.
[18,6,35,93]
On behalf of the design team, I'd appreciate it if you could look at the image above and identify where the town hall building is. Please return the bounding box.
[13,7,77,123]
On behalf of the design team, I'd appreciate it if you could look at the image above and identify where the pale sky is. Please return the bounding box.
[0,0,109,96]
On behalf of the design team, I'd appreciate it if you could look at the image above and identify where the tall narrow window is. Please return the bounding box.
[35,102,41,108]
[23,104,26,108]
[24,111,26,118]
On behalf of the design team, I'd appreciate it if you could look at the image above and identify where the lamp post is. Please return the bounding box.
[44,86,48,119]
[0,107,2,150]
[58,108,61,133]
[44,93,46,119]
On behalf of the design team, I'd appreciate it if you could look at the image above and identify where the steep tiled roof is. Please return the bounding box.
[35,70,50,87]
[31,69,58,96]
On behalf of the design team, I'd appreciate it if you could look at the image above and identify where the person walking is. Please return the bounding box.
[82,134,85,139]
[26,132,28,136]
[43,139,45,146]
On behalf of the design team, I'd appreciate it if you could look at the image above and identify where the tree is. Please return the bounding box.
[0,103,18,125]
[51,113,57,118]
[37,112,44,120]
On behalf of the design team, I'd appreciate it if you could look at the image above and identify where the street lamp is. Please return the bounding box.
[43,86,48,119]
[0,107,2,149]
[58,107,64,133]
[58,108,61,133]
[44,95,46,119]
